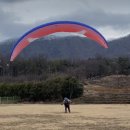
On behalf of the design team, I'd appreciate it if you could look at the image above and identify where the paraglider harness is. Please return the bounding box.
[64,98,70,107]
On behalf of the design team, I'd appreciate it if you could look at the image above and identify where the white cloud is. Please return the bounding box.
[98,26,130,40]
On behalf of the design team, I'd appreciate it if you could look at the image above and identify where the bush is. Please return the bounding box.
[0,77,83,102]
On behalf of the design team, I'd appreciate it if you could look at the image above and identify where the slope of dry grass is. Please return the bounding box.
[78,75,130,103]
[88,75,130,87]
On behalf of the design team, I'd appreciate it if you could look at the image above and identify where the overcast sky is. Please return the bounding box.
[0,0,130,42]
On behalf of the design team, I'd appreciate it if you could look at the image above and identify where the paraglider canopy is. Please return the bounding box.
[10,21,108,61]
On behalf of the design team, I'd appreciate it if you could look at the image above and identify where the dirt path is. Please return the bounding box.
[0,104,130,130]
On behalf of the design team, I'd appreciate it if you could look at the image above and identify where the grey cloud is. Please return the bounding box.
[0,0,31,3]
[80,0,130,14]
[0,0,130,41]
[0,8,130,41]
[43,9,130,29]
[0,8,34,40]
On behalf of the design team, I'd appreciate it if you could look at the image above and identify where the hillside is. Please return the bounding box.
[0,34,130,60]
[76,75,130,103]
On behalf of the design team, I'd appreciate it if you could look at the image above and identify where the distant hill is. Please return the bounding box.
[0,34,130,60]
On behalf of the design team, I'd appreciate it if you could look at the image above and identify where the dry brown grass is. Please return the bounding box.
[0,104,130,130]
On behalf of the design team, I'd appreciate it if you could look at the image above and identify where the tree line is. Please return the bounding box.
[0,56,130,82]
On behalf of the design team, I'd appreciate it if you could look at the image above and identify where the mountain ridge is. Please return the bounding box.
[0,34,130,60]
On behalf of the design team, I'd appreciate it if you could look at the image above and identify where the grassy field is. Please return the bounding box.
[0,104,130,130]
